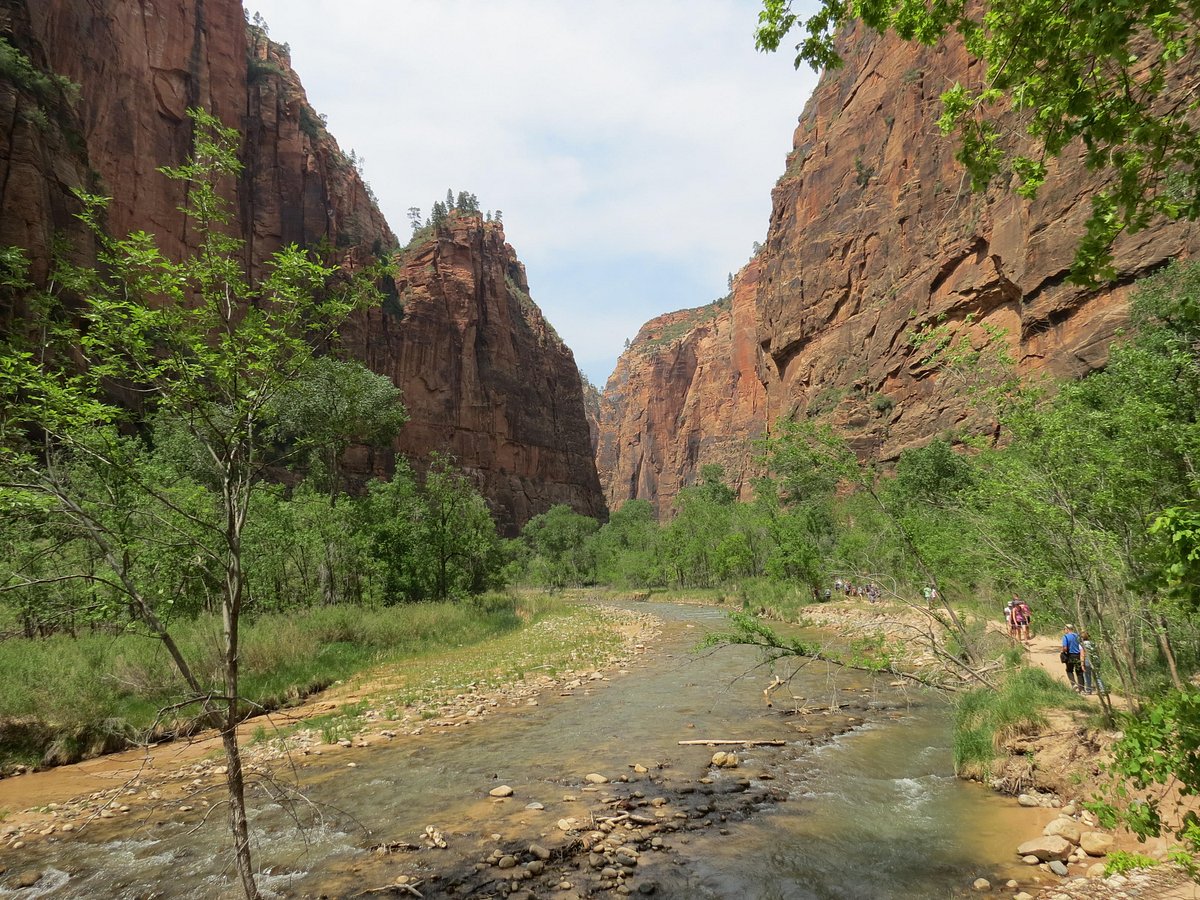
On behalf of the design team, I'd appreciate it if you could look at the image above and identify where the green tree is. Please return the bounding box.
[274,355,407,505]
[755,0,1200,279]
[0,109,378,899]
[521,504,600,588]
[420,454,504,600]
[592,499,663,587]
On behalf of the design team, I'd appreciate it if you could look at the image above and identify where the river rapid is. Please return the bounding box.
[0,600,1035,898]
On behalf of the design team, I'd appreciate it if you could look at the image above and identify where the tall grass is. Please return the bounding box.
[0,592,529,767]
[953,666,1086,777]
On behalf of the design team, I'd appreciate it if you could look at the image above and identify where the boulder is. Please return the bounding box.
[1079,832,1114,857]
[1016,836,1073,861]
[1043,817,1082,844]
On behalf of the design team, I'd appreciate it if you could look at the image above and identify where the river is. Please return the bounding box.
[0,600,1035,898]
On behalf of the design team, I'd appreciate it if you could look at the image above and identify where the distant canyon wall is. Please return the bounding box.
[599,24,1199,516]
[0,0,604,531]
[595,260,767,518]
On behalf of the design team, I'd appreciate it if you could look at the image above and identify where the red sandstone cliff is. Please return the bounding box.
[599,25,1199,513]
[341,213,604,534]
[1,0,605,528]
[756,25,1199,459]
[596,260,767,518]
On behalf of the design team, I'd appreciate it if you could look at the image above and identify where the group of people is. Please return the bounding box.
[1005,597,1105,695]
[831,578,881,602]
[1061,623,1104,695]
[1004,595,1033,641]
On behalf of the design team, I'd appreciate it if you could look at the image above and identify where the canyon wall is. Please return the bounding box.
[1,0,604,528]
[599,25,1199,515]
[342,214,604,534]
[595,261,767,518]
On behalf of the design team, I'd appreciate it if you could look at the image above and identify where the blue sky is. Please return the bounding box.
[246,1,821,387]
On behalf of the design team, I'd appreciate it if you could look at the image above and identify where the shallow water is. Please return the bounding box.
[0,601,1035,898]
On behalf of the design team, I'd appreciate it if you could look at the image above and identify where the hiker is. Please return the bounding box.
[1080,630,1104,695]
[1011,597,1029,642]
[1062,623,1084,692]
[1016,597,1033,640]
[1004,601,1017,638]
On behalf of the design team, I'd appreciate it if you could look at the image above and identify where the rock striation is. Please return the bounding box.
[595,261,767,518]
[600,24,1199,511]
[2,0,605,529]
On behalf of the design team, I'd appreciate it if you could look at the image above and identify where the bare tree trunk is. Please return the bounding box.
[222,466,259,900]
[221,726,259,900]
[1153,615,1185,691]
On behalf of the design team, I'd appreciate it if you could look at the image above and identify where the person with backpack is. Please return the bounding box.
[1062,624,1084,692]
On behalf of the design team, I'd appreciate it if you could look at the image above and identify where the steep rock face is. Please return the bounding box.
[596,260,767,517]
[0,0,95,304]
[601,26,1199,497]
[342,215,605,535]
[756,25,1200,458]
[580,378,602,456]
[3,0,605,529]
[21,1,393,270]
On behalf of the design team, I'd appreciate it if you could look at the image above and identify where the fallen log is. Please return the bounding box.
[677,739,786,747]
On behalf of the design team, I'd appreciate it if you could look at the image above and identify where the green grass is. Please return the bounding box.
[954,666,1089,776]
[0,592,543,768]
[1103,850,1160,876]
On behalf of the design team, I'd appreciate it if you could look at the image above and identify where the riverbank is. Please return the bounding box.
[0,600,660,849]
[751,596,1200,899]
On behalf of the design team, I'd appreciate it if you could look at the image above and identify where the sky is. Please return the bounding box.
[246,1,821,387]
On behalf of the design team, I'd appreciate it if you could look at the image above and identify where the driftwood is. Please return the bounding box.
[677,739,786,747]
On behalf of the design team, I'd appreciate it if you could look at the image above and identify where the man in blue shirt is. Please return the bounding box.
[1062,624,1084,692]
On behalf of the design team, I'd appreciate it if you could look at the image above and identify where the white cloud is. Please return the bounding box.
[247,0,820,382]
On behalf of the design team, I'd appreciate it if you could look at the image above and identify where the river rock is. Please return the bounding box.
[526,860,545,875]
[12,871,42,889]
[1016,836,1073,861]
[632,764,648,774]
[1017,794,1040,807]
[971,877,991,891]
[585,773,609,784]
[1022,855,1040,865]
[490,785,514,798]
[530,843,551,860]
[1014,893,1034,900]
[1078,831,1114,856]
[525,802,545,810]
[1043,818,1082,844]
[1048,860,1069,876]
[498,855,517,869]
